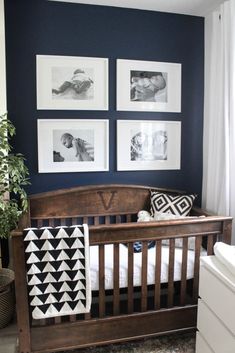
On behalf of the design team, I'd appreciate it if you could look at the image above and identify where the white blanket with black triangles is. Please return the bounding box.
[23,225,91,320]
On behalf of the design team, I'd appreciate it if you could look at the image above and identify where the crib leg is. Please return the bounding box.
[12,235,31,353]
[222,220,232,244]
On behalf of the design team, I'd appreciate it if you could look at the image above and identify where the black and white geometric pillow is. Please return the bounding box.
[150,191,196,217]
[23,225,91,320]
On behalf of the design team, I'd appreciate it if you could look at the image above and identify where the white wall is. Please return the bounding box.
[0,0,6,114]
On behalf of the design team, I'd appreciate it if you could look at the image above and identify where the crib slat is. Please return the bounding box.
[61,218,66,226]
[105,216,110,225]
[128,243,134,314]
[37,219,43,228]
[49,218,55,227]
[39,319,46,326]
[94,216,99,226]
[193,236,202,303]
[180,237,188,306]
[116,215,121,224]
[126,214,132,223]
[45,318,54,326]
[207,234,214,255]
[113,244,120,315]
[167,238,175,308]
[99,244,105,318]
[72,217,77,225]
[69,315,77,322]
[141,241,148,312]
[84,312,91,320]
[54,316,62,324]
[154,240,162,310]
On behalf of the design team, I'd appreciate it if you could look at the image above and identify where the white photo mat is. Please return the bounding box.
[38,119,109,173]
[117,120,181,171]
[117,59,181,112]
[36,55,109,110]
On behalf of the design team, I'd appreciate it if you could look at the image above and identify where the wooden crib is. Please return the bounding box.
[12,184,232,353]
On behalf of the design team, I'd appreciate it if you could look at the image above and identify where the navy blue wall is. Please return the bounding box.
[4,0,204,200]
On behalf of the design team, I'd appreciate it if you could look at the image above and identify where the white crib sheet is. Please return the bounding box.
[90,244,206,291]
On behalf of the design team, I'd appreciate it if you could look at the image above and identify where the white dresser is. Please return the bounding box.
[196,256,235,353]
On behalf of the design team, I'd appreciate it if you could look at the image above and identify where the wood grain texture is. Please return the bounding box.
[31,307,197,352]
[12,235,31,353]
[180,237,188,306]
[113,244,120,316]
[154,240,162,310]
[29,184,185,219]
[167,239,175,308]
[141,241,148,312]
[127,243,134,314]
[99,244,105,318]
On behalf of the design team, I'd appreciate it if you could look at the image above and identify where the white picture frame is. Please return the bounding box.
[36,55,109,110]
[117,120,181,171]
[117,59,181,112]
[38,119,109,173]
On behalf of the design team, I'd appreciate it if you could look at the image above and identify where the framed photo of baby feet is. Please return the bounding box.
[36,55,109,110]
[117,120,181,171]
[37,119,109,172]
[116,59,181,112]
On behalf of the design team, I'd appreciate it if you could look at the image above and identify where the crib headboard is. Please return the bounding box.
[28,184,184,219]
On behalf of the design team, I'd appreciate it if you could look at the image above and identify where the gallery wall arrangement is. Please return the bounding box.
[4,0,204,199]
[35,53,182,175]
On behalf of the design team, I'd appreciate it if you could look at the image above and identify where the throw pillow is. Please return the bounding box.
[150,191,196,217]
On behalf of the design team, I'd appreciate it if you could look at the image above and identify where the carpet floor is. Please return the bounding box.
[62,332,196,353]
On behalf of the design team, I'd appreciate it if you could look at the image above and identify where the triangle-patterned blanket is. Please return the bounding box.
[23,225,91,320]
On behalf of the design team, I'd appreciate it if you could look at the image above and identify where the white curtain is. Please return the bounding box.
[202,0,235,243]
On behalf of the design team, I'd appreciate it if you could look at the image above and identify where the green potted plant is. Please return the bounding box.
[0,113,30,328]
[0,113,30,238]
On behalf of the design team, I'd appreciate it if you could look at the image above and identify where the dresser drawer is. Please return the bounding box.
[197,299,235,353]
[199,264,235,334]
[196,332,214,353]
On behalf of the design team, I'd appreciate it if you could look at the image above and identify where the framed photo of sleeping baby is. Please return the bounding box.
[37,119,109,173]
[116,59,181,112]
[117,120,181,171]
[36,55,109,110]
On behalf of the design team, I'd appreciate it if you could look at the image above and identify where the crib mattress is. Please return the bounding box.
[90,244,206,291]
